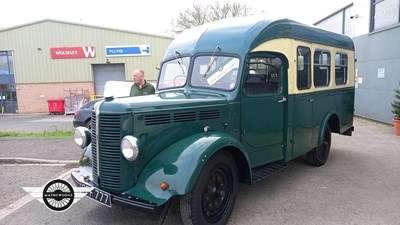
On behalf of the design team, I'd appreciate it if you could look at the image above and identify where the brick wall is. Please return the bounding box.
[16,82,94,114]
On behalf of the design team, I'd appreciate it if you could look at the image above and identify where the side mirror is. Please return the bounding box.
[297,55,304,71]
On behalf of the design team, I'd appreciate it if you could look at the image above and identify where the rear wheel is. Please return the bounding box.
[180,151,238,225]
[306,125,331,167]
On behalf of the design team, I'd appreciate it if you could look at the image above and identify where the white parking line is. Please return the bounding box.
[0,168,75,221]
[29,117,73,122]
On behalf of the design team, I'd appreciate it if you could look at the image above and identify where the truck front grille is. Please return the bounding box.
[92,112,122,191]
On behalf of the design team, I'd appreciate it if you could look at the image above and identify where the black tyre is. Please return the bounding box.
[84,119,92,130]
[180,151,238,225]
[306,125,331,167]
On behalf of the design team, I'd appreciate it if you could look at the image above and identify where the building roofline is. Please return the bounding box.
[0,18,173,39]
[314,3,354,25]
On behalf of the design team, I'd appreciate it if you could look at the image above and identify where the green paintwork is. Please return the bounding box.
[77,17,355,208]
[289,87,355,159]
[79,144,92,167]
[122,131,248,205]
[241,52,289,167]
[163,18,354,61]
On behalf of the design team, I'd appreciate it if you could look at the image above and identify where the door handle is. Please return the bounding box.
[278,97,287,103]
[309,98,314,103]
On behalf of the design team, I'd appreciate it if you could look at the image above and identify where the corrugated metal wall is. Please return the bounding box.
[0,20,173,83]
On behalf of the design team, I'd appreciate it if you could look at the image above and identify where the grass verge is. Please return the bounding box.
[0,131,73,138]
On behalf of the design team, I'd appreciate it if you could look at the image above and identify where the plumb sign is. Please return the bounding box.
[105,45,151,57]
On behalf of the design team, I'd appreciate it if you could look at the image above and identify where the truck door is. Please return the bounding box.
[241,53,287,167]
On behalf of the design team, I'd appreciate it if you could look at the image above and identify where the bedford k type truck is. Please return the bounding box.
[72,17,355,225]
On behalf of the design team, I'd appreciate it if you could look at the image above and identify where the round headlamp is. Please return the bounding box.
[121,136,139,161]
[74,127,91,149]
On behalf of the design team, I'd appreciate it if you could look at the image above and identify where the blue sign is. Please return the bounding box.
[105,45,151,57]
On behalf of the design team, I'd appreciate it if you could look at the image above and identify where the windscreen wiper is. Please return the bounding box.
[174,51,185,75]
[204,46,221,77]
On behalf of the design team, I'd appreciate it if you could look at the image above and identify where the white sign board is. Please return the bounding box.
[377,68,385,79]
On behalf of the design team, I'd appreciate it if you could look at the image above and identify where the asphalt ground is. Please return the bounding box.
[0,114,81,163]
[0,114,399,224]
[0,114,82,211]
[0,114,75,133]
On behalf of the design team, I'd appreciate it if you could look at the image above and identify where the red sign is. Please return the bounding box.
[50,46,96,59]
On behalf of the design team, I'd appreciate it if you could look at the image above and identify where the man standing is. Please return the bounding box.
[129,69,155,96]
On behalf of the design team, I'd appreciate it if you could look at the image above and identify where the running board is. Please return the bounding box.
[251,162,288,184]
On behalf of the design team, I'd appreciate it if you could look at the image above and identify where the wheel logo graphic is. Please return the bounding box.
[42,179,75,211]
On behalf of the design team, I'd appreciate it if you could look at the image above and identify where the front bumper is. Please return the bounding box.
[71,167,158,213]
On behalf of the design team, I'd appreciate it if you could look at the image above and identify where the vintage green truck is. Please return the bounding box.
[72,17,355,225]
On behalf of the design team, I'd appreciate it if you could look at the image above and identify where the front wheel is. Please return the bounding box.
[180,151,238,225]
[306,124,332,167]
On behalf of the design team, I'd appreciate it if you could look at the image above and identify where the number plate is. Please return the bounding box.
[87,188,111,207]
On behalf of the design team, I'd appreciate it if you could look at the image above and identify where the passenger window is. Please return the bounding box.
[335,53,348,85]
[244,56,281,95]
[297,46,311,90]
[314,50,331,87]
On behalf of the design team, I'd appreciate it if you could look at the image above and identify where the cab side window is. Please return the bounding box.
[297,46,311,90]
[244,56,281,95]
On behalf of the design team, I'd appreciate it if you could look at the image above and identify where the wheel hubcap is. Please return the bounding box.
[202,165,232,223]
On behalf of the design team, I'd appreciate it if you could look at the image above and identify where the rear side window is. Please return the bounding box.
[314,50,331,87]
[335,53,348,85]
[297,46,311,90]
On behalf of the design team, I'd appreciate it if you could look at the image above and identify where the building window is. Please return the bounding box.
[0,51,17,113]
[314,50,331,87]
[0,52,10,75]
[371,0,400,31]
[0,51,15,85]
[297,46,311,90]
[335,53,348,85]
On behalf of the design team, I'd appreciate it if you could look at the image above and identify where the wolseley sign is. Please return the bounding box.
[51,46,96,59]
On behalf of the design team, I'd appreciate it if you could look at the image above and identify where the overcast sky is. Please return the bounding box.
[0,0,352,36]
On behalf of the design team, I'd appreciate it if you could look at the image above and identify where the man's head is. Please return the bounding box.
[132,69,145,86]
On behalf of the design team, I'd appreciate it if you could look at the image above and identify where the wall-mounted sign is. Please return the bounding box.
[105,45,150,57]
[377,68,385,79]
[51,46,96,59]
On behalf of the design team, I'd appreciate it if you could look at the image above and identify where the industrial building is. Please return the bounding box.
[315,0,400,124]
[0,19,173,114]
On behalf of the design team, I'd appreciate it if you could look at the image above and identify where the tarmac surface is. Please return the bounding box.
[0,113,74,133]
[0,114,80,163]
[0,114,399,225]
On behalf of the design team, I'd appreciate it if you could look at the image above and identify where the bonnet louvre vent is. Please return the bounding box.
[174,112,196,122]
[199,110,220,120]
[144,110,221,126]
[144,114,170,125]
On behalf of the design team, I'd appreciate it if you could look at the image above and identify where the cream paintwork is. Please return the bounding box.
[252,38,355,95]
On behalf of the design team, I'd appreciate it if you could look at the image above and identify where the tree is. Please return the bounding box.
[169,2,255,35]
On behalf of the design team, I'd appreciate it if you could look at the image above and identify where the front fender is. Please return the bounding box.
[79,143,92,167]
[124,131,248,206]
